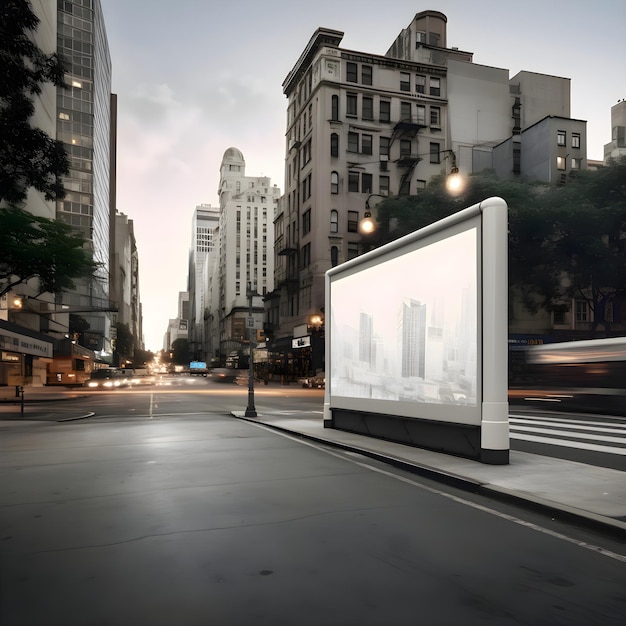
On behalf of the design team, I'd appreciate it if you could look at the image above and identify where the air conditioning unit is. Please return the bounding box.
[379,155,389,161]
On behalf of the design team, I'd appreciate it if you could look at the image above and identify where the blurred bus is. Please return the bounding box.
[511,337,626,415]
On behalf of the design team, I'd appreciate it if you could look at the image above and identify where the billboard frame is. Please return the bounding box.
[323,197,509,464]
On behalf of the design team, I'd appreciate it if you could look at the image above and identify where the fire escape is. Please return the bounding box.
[390,117,427,194]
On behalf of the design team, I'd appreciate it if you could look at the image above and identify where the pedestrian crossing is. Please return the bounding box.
[509,413,626,455]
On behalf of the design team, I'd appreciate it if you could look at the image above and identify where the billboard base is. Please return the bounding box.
[326,409,508,464]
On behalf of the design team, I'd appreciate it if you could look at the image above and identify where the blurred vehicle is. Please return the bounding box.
[301,371,325,389]
[84,368,128,389]
[209,368,239,383]
[511,336,626,415]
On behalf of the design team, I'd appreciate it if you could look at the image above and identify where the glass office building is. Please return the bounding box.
[55,0,113,357]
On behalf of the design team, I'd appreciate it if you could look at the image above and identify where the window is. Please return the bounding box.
[415,75,425,94]
[361,65,372,85]
[362,134,373,155]
[346,62,358,83]
[379,100,390,122]
[379,136,390,157]
[302,173,312,200]
[430,77,441,96]
[346,93,357,116]
[331,246,339,267]
[331,171,339,194]
[572,133,581,148]
[430,142,440,164]
[571,157,581,170]
[301,242,311,268]
[347,211,359,232]
[302,209,311,235]
[302,139,311,164]
[430,106,440,126]
[347,132,359,153]
[557,130,566,146]
[416,105,426,125]
[557,156,566,170]
[362,173,373,194]
[400,139,412,157]
[347,242,359,260]
[576,300,588,322]
[416,31,426,43]
[331,94,339,121]
[348,171,360,192]
[400,101,411,121]
[379,175,390,196]
[330,133,339,157]
[400,72,410,92]
[330,210,338,233]
[362,96,373,120]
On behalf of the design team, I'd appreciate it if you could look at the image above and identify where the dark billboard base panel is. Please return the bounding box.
[326,409,508,465]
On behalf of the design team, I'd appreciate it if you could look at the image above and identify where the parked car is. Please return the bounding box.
[209,368,239,383]
[300,371,325,389]
[84,369,128,389]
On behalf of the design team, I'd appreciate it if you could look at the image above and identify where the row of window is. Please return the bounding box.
[557,156,583,171]
[334,93,440,126]
[557,130,581,148]
[332,131,443,163]
[346,61,443,97]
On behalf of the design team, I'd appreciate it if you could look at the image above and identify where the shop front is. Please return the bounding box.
[0,320,53,388]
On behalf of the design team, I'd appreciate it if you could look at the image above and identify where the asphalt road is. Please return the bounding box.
[1,377,625,625]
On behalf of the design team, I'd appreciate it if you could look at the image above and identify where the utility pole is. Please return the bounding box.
[245,283,257,417]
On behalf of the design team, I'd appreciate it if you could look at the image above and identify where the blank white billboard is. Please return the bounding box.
[324,197,509,456]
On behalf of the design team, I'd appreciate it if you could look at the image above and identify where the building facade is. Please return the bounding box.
[604,100,626,162]
[200,148,279,365]
[188,204,220,360]
[267,10,590,377]
[54,0,115,360]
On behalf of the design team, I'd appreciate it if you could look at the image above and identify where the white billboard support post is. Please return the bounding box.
[323,197,509,464]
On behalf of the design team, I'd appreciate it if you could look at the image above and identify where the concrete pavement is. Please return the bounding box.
[1,384,624,536]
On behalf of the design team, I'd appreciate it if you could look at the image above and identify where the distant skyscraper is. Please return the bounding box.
[55,0,114,358]
[400,299,426,379]
[188,205,220,358]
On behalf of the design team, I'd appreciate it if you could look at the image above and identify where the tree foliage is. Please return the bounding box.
[370,158,626,333]
[0,206,99,298]
[0,0,70,205]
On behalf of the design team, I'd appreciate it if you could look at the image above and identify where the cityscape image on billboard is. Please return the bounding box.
[330,226,478,411]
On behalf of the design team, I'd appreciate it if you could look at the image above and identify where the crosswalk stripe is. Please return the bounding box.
[510,432,626,455]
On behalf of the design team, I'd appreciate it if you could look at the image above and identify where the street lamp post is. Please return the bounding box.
[245,283,257,417]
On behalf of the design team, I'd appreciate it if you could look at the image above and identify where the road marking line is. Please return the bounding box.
[249,422,626,564]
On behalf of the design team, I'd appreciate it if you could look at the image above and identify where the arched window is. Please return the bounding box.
[331,246,339,267]
[330,210,338,233]
[331,171,339,194]
[331,94,339,121]
[330,133,339,158]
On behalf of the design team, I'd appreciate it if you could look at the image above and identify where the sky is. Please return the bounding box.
[100,0,626,352]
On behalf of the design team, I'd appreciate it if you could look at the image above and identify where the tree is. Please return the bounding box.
[0,1,99,300]
[1,0,69,205]
[370,160,626,335]
[0,206,99,298]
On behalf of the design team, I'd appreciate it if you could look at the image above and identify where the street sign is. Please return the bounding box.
[246,316,255,329]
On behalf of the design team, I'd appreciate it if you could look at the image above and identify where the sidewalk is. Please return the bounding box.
[1,385,623,536]
[232,410,626,538]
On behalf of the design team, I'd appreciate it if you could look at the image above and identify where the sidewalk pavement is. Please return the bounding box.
[1,385,624,536]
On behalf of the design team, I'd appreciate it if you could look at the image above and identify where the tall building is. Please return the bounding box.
[604,100,626,162]
[268,10,587,377]
[54,0,115,360]
[205,148,279,363]
[188,204,220,359]
[110,211,142,363]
